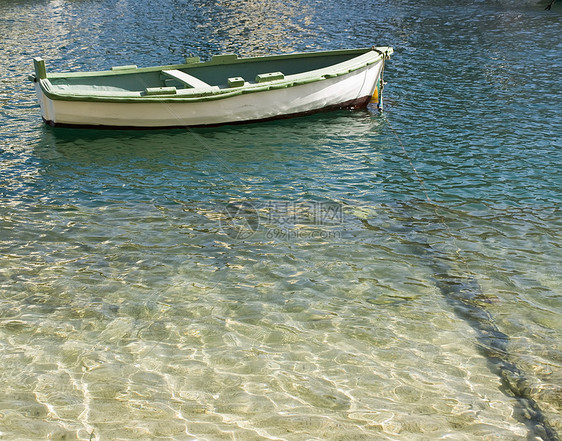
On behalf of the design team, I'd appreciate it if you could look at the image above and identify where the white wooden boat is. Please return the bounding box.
[30,47,392,129]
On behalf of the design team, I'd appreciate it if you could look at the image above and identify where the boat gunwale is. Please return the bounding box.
[33,47,393,103]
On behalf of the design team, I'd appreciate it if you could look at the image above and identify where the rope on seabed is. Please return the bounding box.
[377,114,560,441]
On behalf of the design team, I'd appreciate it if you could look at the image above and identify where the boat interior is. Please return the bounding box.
[40,49,374,96]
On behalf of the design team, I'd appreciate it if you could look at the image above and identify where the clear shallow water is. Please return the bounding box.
[1,0,561,440]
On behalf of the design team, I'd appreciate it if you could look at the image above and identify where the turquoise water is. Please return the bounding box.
[1,0,561,440]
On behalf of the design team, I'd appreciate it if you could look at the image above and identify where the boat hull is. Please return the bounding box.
[33,50,388,129]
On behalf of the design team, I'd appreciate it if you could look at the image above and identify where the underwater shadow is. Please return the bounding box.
[358,200,559,441]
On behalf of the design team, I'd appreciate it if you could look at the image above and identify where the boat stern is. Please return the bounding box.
[29,58,57,125]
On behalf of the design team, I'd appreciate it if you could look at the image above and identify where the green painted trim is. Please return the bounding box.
[210,54,238,64]
[227,77,245,88]
[112,64,138,70]
[45,62,190,79]
[36,47,393,103]
[33,57,47,79]
[40,78,52,93]
[145,86,177,95]
[43,47,390,79]
[256,72,284,83]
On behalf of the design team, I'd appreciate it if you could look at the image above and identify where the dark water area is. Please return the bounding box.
[0,0,560,439]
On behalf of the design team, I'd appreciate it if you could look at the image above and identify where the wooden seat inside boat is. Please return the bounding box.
[161,69,211,89]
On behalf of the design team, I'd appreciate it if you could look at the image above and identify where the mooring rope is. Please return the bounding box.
[375,115,560,441]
